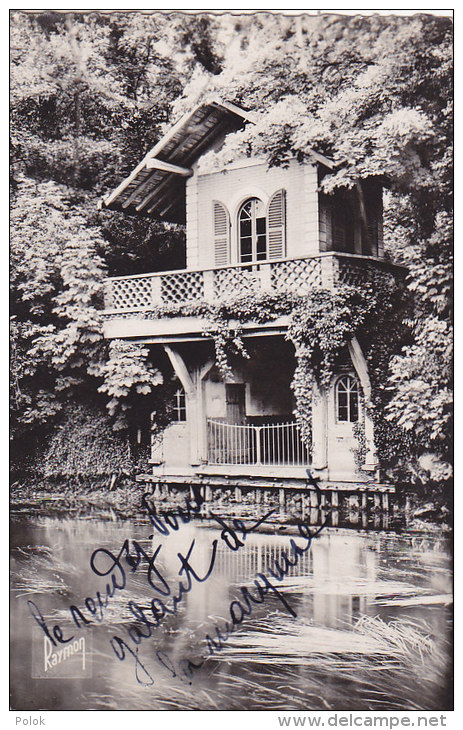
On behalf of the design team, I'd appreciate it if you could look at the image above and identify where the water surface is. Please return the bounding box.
[10,512,452,711]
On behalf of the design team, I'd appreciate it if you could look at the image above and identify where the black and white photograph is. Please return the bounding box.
[9,7,454,716]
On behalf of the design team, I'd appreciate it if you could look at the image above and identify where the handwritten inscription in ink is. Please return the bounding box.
[27,487,328,686]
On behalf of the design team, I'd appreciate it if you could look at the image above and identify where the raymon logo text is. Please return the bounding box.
[43,635,86,672]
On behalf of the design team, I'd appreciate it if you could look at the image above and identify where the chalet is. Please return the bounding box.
[101,101,401,498]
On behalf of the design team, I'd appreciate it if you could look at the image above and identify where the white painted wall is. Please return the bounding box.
[156,423,191,466]
[186,158,320,269]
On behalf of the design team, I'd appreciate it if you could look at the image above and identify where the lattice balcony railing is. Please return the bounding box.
[214,264,261,300]
[103,254,400,314]
[105,275,153,311]
[271,257,322,293]
[337,257,397,288]
[160,270,204,304]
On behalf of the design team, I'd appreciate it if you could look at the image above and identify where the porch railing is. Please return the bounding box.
[207,419,310,466]
[103,253,400,315]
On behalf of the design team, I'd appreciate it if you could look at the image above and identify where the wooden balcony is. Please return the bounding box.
[102,253,401,341]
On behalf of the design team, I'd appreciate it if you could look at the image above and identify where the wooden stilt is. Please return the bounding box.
[279,488,286,510]
[374,493,381,510]
[350,494,359,509]
[331,491,339,508]
[310,490,319,507]
[382,492,389,511]
[361,492,367,510]
[235,485,242,502]
[205,485,212,502]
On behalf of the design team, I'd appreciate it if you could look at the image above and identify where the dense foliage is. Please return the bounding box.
[10,11,452,484]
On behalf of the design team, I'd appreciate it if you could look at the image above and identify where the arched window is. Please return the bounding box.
[239,197,267,263]
[173,386,187,422]
[336,375,359,423]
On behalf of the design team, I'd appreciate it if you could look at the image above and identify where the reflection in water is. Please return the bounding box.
[10,515,452,711]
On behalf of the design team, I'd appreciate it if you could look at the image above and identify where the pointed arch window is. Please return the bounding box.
[173,386,187,422]
[336,375,359,423]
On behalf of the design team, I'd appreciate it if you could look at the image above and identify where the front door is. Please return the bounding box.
[225,383,246,424]
[327,374,360,481]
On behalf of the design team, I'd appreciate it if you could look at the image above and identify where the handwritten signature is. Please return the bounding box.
[27,482,329,686]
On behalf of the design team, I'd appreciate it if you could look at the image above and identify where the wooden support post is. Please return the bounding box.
[279,488,286,510]
[151,275,162,306]
[259,263,273,293]
[361,492,368,510]
[163,484,169,500]
[205,485,212,502]
[203,270,215,303]
[321,254,335,290]
[255,488,262,504]
[374,493,381,510]
[235,485,242,502]
[331,491,339,508]
[382,492,389,511]
[310,490,319,507]
[350,494,359,509]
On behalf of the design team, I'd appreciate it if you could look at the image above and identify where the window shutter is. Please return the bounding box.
[213,201,230,266]
[267,189,286,259]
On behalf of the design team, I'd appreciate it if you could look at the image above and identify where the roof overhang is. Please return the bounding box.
[100,99,338,224]
[100,100,256,224]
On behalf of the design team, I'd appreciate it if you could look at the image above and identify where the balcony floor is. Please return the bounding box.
[103,314,290,342]
[143,464,393,490]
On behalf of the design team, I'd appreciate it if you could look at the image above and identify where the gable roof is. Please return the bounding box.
[100,99,337,224]
[101,100,255,223]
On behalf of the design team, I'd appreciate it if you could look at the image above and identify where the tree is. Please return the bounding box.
[175,12,453,480]
[10,10,228,470]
